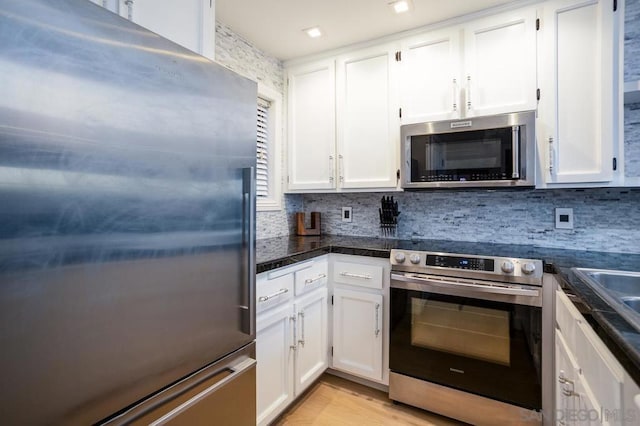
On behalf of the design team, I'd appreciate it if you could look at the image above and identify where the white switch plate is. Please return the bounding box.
[555,208,574,229]
[341,207,352,223]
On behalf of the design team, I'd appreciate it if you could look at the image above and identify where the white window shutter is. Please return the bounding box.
[257,98,270,198]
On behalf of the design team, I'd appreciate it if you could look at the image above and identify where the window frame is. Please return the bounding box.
[256,83,282,211]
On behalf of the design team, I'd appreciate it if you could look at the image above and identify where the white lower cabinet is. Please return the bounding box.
[330,255,390,385]
[332,288,383,382]
[294,288,329,392]
[256,258,328,426]
[256,304,295,426]
[555,289,640,425]
[256,254,390,424]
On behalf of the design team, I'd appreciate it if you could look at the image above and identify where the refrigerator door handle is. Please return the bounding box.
[150,358,257,426]
[241,167,256,338]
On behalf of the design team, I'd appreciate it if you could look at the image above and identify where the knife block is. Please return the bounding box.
[296,212,321,236]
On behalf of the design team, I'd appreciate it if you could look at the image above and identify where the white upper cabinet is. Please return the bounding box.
[398,8,536,123]
[90,0,215,60]
[537,0,618,186]
[399,28,462,124]
[463,8,538,117]
[287,60,337,191]
[336,44,399,189]
[287,48,399,193]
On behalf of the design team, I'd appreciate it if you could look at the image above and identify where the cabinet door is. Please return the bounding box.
[400,28,462,124]
[336,45,399,189]
[538,0,616,185]
[287,60,336,191]
[556,329,581,425]
[117,0,215,60]
[332,289,383,382]
[463,8,537,117]
[294,288,329,394]
[256,304,295,426]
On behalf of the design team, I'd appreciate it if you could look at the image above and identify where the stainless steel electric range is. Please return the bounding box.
[389,249,548,425]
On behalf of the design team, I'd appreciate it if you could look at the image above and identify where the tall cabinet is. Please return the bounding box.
[537,0,619,186]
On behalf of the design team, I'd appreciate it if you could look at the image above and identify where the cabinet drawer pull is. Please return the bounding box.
[304,273,326,285]
[340,272,372,280]
[375,303,380,337]
[258,288,288,302]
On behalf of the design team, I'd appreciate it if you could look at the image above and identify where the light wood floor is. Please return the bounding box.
[273,374,466,426]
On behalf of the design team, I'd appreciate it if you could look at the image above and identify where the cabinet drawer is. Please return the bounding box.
[333,261,383,289]
[294,261,328,296]
[257,272,294,314]
[556,289,582,349]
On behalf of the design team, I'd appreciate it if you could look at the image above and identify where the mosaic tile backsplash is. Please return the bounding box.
[302,189,640,254]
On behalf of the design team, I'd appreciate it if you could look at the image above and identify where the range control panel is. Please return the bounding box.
[426,255,494,271]
[390,249,544,284]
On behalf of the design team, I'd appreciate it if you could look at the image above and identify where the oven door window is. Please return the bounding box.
[390,289,541,410]
[411,299,511,366]
[410,127,514,182]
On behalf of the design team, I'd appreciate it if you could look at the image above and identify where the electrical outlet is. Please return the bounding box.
[555,208,574,229]
[341,207,352,223]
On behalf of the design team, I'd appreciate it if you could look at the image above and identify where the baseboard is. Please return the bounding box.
[325,368,389,393]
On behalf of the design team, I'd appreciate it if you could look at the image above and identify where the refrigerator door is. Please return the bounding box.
[105,343,256,426]
[0,0,257,424]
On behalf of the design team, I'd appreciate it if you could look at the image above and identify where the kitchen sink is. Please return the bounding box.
[572,268,640,332]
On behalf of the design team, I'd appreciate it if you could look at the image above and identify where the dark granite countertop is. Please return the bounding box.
[256,234,640,383]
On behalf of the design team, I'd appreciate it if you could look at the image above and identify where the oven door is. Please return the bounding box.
[390,273,542,410]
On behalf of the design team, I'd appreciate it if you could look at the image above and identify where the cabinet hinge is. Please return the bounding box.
[395,51,402,61]
[396,169,400,181]
[399,108,402,118]
[613,157,617,171]
[287,175,290,184]
[331,295,334,305]
[331,346,333,356]
[614,0,618,12]
[536,88,541,101]
[536,18,540,31]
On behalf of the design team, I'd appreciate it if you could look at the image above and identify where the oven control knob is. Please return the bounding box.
[501,261,515,274]
[521,263,536,275]
[394,252,406,263]
[409,253,421,264]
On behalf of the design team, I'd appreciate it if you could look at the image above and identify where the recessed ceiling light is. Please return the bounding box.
[390,0,412,14]
[304,27,322,38]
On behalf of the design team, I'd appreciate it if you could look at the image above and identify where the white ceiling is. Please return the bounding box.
[216,0,517,61]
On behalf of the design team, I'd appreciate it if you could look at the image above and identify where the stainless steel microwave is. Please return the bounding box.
[401,111,536,189]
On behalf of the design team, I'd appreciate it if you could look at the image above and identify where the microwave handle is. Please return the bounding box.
[512,126,520,179]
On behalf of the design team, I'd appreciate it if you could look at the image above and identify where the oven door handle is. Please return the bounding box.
[390,273,540,297]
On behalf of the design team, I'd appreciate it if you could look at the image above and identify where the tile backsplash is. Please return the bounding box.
[302,189,640,253]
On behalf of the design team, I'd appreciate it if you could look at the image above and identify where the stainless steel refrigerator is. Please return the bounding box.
[0,0,257,424]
